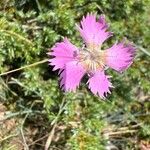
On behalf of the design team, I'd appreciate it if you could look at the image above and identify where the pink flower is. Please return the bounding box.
[48,13,135,99]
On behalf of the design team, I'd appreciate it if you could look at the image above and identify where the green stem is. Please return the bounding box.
[0,29,34,46]
[0,110,43,121]
[45,98,68,150]
[0,59,48,76]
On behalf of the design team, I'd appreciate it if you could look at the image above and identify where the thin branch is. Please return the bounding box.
[36,0,42,12]
[104,129,138,137]
[45,124,57,150]
[20,101,39,150]
[45,98,68,150]
[0,110,43,122]
[7,145,16,150]
[0,134,18,143]
[20,126,29,150]
[0,59,48,76]
[0,77,18,96]
[28,134,49,146]
[134,44,150,56]
[0,29,34,46]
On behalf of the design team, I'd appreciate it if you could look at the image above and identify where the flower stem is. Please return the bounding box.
[0,59,48,76]
[0,29,34,46]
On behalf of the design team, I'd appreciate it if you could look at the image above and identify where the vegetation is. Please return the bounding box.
[0,0,149,149]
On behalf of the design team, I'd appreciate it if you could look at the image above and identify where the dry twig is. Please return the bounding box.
[45,98,68,150]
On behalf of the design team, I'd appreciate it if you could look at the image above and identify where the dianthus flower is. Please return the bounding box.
[48,13,135,99]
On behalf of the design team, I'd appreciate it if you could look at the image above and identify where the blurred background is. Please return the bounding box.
[0,0,149,150]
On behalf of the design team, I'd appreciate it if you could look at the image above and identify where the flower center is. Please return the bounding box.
[78,49,106,71]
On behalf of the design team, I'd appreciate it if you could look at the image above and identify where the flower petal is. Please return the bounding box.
[48,38,78,71]
[60,61,85,92]
[105,42,136,72]
[76,13,112,48]
[87,70,113,99]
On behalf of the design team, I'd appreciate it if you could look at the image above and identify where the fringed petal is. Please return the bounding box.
[76,13,112,49]
[87,70,113,99]
[105,42,136,72]
[60,61,85,92]
[48,38,78,71]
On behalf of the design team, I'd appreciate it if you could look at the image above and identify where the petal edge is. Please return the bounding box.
[48,38,78,70]
[87,71,113,99]
[60,61,85,92]
[77,13,112,49]
[105,42,136,72]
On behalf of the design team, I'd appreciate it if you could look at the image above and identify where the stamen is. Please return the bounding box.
[78,48,107,72]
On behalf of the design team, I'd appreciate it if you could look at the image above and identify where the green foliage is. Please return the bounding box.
[0,0,149,149]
